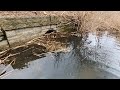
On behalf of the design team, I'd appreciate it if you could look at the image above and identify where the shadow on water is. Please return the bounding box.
[1,28,120,79]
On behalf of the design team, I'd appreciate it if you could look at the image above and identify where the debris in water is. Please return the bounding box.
[0,71,6,76]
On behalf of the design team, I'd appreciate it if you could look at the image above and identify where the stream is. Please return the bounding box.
[1,30,120,79]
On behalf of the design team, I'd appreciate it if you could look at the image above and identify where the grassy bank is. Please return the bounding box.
[1,11,120,31]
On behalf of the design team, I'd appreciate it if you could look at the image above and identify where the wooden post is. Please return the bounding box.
[1,27,11,48]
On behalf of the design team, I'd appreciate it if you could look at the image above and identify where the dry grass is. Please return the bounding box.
[55,11,120,32]
[29,32,70,51]
[27,11,120,33]
[1,11,120,32]
[49,11,120,33]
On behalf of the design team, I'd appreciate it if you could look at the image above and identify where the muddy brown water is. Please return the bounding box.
[0,30,120,79]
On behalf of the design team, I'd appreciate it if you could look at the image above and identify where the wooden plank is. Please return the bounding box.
[0,40,9,52]
[0,36,3,41]
[0,33,3,36]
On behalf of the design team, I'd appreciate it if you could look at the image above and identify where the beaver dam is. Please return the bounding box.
[1,11,120,79]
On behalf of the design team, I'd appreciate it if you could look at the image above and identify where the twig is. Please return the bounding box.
[0,49,10,55]
[21,47,34,53]
[61,11,65,16]
[0,59,15,76]
[0,70,14,79]
[33,52,46,57]
[0,53,19,64]
[0,71,6,76]
[80,55,88,61]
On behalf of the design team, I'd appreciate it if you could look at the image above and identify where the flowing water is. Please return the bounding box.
[1,30,120,79]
